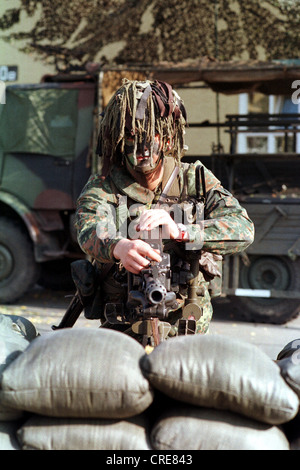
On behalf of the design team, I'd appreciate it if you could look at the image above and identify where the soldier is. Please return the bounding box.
[75,79,254,335]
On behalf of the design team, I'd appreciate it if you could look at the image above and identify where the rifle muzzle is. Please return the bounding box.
[145,277,167,305]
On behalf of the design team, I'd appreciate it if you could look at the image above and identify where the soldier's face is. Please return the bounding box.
[124,134,161,172]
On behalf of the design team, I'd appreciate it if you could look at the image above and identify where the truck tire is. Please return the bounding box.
[0,217,40,303]
[230,255,300,324]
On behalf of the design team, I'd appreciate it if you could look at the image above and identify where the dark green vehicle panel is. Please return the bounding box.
[0,77,97,303]
[0,82,95,210]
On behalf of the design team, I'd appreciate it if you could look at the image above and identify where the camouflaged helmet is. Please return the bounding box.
[97,78,187,174]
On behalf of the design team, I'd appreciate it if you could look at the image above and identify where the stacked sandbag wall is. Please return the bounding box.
[0,313,299,450]
[141,334,299,450]
[0,325,153,450]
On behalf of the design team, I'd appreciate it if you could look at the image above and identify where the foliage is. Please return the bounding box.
[0,0,299,71]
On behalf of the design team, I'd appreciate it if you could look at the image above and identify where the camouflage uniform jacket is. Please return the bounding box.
[75,158,254,333]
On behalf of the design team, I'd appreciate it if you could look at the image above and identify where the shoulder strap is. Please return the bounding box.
[196,164,206,202]
[154,157,180,207]
[162,157,180,195]
[156,167,179,206]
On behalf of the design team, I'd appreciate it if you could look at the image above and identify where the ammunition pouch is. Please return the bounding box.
[70,259,116,320]
[70,259,96,309]
[84,284,104,320]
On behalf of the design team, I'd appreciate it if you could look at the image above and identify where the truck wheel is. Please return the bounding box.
[230,256,300,324]
[0,217,40,303]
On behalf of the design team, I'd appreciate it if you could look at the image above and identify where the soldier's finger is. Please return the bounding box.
[131,252,153,267]
[140,211,174,230]
[126,260,145,274]
[140,245,162,262]
[131,239,162,261]
[139,210,168,230]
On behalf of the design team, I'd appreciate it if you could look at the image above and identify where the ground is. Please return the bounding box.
[1,285,299,360]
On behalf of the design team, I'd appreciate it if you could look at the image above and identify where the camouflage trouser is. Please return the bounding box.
[195,288,213,334]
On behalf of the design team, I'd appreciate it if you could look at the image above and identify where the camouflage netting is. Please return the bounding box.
[0,0,299,71]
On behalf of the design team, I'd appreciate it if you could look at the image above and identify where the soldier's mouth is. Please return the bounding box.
[136,152,150,161]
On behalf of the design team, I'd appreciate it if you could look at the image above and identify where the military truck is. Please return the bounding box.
[0,73,98,302]
[190,113,300,325]
[1,60,300,325]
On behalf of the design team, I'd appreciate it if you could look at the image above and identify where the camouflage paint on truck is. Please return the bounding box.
[0,76,97,302]
[0,79,96,261]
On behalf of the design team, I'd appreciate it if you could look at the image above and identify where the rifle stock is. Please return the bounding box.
[52,291,83,330]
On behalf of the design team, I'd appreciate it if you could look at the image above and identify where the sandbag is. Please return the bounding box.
[17,414,151,450]
[0,421,22,450]
[277,339,300,361]
[0,315,31,421]
[140,334,299,425]
[150,405,290,450]
[0,403,23,422]
[276,339,300,398]
[1,314,39,342]
[0,328,154,419]
[0,314,30,375]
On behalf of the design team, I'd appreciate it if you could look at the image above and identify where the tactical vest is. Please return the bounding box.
[111,157,206,234]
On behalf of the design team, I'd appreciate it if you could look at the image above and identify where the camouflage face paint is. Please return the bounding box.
[124,134,162,174]
[124,135,138,167]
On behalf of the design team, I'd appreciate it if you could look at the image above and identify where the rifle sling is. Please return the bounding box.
[155,166,180,207]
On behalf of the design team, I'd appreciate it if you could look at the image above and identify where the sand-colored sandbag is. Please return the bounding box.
[0,328,153,418]
[17,414,151,450]
[150,405,290,450]
[141,334,299,425]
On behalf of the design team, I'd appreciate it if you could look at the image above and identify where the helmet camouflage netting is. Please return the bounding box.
[97,78,187,173]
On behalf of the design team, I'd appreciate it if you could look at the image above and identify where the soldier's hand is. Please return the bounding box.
[136,209,180,239]
[113,238,162,274]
